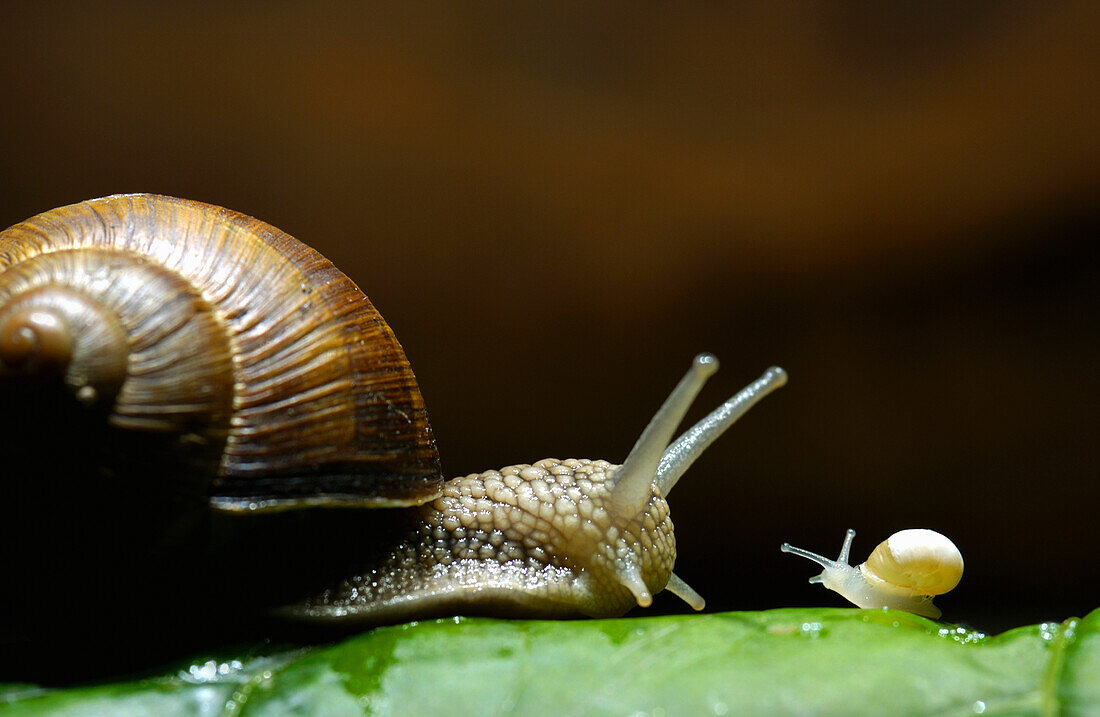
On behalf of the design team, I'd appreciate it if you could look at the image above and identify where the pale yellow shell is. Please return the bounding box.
[861,528,964,597]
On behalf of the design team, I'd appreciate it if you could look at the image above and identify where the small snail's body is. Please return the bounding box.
[782,529,963,619]
[0,194,788,632]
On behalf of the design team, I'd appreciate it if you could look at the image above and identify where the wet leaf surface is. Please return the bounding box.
[2,607,1097,716]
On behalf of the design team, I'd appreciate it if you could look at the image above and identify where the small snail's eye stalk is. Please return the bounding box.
[781,529,856,584]
[836,528,856,564]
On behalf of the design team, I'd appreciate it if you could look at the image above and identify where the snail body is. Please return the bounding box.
[781,529,963,619]
[295,354,788,623]
[0,194,788,630]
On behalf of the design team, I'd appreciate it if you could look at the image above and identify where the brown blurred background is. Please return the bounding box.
[1,2,1096,635]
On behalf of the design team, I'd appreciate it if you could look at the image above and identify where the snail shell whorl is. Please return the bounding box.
[861,528,964,597]
[0,289,96,381]
[0,251,232,427]
[0,194,441,508]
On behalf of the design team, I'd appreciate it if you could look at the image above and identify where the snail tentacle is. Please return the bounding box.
[656,365,788,496]
[666,572,705,611]
[610,353,718,517]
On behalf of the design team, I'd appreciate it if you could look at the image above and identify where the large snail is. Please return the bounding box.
[0,194,787,639]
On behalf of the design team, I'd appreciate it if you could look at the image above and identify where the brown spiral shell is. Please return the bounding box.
[0,194,441,510]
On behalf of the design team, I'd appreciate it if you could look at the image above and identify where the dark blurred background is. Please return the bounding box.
[1,1,1096,640]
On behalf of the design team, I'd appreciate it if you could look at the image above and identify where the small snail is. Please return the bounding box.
[0,194,788,632]
[781,528,963,619]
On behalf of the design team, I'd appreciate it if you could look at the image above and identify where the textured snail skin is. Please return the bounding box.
[294,459,675,623]
[292,364,789,624]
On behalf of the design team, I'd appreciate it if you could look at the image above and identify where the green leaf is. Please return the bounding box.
[3,608,1098,716]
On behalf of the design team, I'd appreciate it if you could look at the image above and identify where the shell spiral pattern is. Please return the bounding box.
[0,194,440,509]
